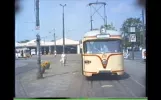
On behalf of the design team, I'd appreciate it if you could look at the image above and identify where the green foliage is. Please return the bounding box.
[18,40,30,43]
[104,22,117,31]
[121,18,144,47]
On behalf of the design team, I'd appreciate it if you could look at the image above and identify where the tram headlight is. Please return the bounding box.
[102,59,107,65]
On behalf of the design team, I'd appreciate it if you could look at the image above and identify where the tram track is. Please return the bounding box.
[91,75,119,97]
[15,54,145,97]
[81,73,139,97]
[116,79,137,97]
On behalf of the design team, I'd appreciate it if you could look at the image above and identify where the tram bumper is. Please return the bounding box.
[99,69,124,75]
[99,69,111,73]
[98,69,114,75]
[84,68,124,76]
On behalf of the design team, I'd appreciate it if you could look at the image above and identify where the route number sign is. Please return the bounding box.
[129,34,136,42]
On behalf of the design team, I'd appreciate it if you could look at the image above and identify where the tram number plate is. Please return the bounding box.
[99,70,111,73]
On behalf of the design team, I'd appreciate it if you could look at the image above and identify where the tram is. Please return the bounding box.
[15,48,31,58]
[81,27,124,77]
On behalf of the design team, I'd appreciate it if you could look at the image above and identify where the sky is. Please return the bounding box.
[15,0,142,42]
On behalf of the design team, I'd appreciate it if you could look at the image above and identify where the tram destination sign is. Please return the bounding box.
[97,34,110,39]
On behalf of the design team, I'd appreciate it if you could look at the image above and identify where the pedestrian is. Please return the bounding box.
[21,50,23,57]
[54,50,57,57]
[60,52,66,65]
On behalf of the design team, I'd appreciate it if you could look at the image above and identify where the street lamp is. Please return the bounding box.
[128,26,136,60]
[60,4,66,54]
[53,29,57,56]
[35,0,43,79]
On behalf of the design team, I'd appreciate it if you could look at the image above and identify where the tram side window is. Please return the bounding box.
[84,42,94,54]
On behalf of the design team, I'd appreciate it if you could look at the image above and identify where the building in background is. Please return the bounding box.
[15,38,81,55]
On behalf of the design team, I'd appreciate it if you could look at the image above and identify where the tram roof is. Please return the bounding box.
[84,30,121,37]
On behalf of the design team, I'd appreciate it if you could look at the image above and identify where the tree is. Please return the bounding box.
[137,0,145,8]
[92,28,99,30]
[104,22,117,31]
[120,18,143,48]
[18,40,30,43]
[15,0,20,14]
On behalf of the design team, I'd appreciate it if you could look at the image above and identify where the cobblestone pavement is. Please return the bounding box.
[15,54,146,98]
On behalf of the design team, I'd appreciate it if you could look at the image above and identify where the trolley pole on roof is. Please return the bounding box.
[88,2,107,30]
[35,0,43,79]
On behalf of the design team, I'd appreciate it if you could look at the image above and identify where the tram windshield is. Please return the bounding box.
[84,39,122,54]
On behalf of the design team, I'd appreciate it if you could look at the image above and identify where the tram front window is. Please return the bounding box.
[84,39,122,54]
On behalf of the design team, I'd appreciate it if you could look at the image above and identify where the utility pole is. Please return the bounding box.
[60,4,66,54]
[123,27,126,49]
[44,37,46,55]
[128,26,136,60]
[54,29,56,54]
[142,8,145,49]
[35,0,42,79]
[123,32,126,49]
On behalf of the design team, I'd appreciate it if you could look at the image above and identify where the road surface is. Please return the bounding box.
[15,54,146,98]
[129,51,142,60]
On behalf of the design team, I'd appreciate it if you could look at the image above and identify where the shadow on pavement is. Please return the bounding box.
[85,72,130,81]
[43,71,72,79]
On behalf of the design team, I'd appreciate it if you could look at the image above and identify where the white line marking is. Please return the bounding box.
[101,85,113,88]
[119,80,137,97]
[125,85,137,97]
[130,77,145,88]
